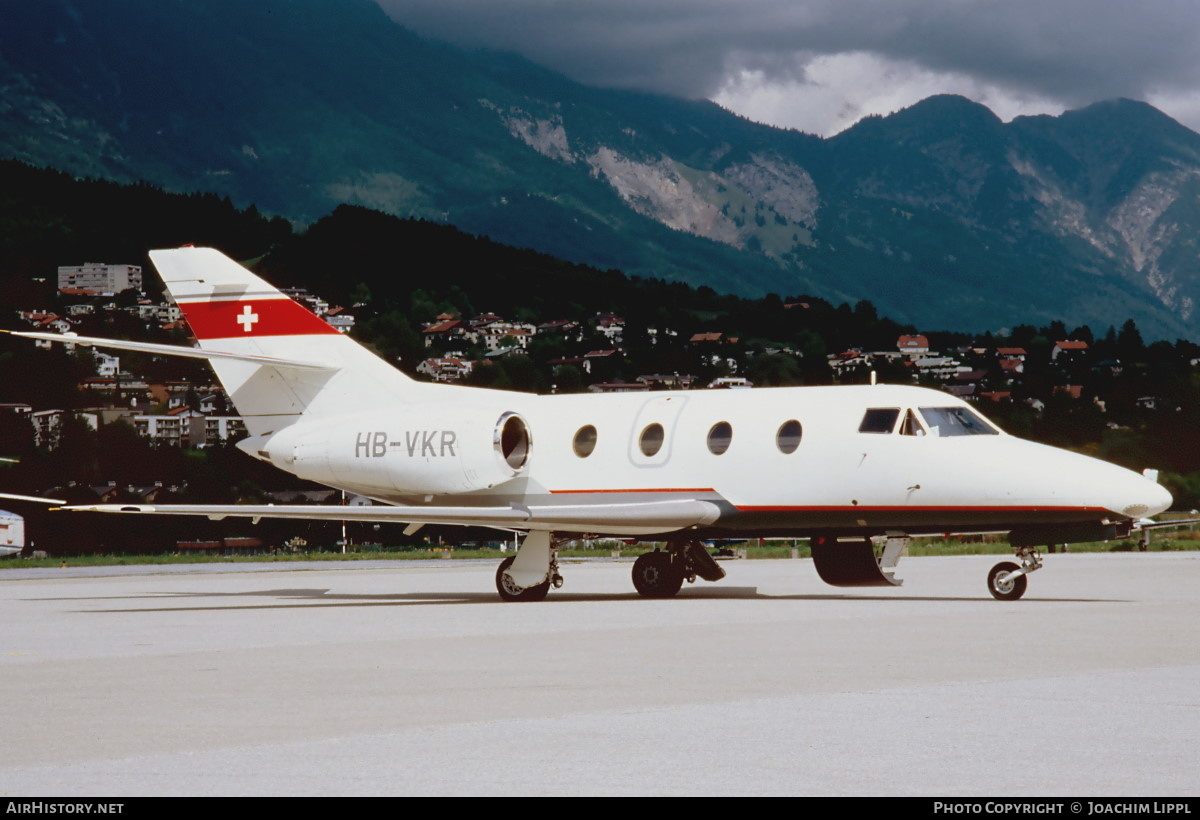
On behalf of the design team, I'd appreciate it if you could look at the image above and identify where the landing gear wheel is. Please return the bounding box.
[988,561,1028,601]
[496,556,550,603]
[632,551,684,598]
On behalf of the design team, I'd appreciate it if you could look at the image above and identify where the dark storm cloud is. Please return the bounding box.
[373,0,1200,106]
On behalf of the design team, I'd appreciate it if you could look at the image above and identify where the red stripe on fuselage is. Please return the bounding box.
[178,298,340,340]
[546,491,1108,514]
[550,488,716,494]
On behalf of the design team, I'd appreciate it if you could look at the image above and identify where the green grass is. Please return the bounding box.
[4,534,1198,570]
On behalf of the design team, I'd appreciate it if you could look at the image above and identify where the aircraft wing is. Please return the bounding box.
[3,330,337,372]
[1133,517,1200,531]
[57,499,723,536]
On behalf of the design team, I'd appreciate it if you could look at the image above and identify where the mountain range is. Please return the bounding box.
[4,0,1200,338]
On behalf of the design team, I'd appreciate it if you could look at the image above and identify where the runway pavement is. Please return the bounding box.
[1,552,1197,796]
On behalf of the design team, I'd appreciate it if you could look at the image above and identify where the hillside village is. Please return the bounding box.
[419,307,1141,402]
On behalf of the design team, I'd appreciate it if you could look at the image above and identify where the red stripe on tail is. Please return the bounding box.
[178,299,340,340]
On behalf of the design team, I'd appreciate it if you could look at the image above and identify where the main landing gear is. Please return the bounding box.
[631,541,726,599]
[495,531,563,602]
[987,546,1043,601]
[495,555,552,602]
[494,535,728,602]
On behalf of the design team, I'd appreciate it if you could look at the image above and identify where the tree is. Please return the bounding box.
[0,411,35,462]
[49,415,100,485]
[1118,319,1145,360]
[98,418,191,485]
[744,353,804,387]
[551,364,584,394]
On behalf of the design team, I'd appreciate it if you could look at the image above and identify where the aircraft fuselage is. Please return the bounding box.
[259,382,1170,541]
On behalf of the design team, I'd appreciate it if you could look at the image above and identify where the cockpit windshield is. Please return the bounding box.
[918,406,998,436]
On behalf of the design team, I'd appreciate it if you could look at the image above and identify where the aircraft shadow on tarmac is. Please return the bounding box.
[54,586,1128,612]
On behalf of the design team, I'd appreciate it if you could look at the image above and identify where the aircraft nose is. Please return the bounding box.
[1117,473,1173,519]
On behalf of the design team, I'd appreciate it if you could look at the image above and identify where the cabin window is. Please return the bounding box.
[859,408,900,434]
[639,423,665,456]
[707,421,733,455]
[899,409,925,436]
[573,425,597,458]
[776,419,802,454]
[918,407,999,436]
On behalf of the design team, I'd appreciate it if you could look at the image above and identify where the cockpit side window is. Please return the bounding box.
[918,406,999,436]
[859,408,900,434]
[899,409,925,436]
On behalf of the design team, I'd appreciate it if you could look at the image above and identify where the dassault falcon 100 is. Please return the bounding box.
[9,247,1172,600]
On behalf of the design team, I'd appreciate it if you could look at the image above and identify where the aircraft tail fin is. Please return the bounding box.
[151,247,344,342]
[149,247,418,436]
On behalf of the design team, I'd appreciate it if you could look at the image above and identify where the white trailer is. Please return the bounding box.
[0,509,25,557]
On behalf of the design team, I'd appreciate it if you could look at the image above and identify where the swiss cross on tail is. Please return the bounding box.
[237,305,259,332]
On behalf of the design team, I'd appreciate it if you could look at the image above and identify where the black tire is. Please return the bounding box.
[495,556,550,603]
[632,551,685,598]
[987,561,1028,601]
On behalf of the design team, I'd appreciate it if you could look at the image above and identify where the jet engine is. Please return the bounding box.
[258,405,532,495]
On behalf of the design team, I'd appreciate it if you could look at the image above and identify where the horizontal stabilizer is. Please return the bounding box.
[0,492,67,505]
[5,330,338,372]
[59,499,723,536]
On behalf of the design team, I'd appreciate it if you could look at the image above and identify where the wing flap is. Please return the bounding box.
[59,499,722,535]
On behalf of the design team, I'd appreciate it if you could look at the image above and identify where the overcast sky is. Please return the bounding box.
[374,0,1200,137]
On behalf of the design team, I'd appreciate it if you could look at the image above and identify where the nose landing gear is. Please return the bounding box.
[987,546,1043,601]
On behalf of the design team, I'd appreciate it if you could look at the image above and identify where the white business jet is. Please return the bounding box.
[9,247,1172,600]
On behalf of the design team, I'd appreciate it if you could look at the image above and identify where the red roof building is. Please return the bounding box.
[1052,340,1089,361]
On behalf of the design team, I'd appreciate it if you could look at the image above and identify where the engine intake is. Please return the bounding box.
[495,412,530,470]
[263,405,533,495]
